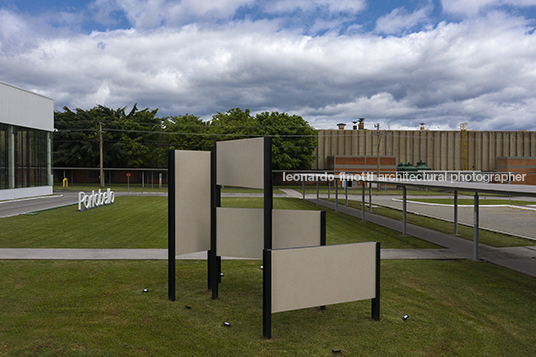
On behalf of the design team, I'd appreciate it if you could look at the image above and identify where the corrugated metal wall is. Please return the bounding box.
[314,130,536,171]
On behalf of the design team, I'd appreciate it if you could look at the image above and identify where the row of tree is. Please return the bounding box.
[53,105,318,170]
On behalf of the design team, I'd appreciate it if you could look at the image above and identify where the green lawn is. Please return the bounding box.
[0,196,436,249]
[1,197,536,355]
[0,196,168,249]
[1,259,535,356]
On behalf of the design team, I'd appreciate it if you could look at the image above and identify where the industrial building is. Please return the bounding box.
[313,120,536,185]
[0,81,54,200]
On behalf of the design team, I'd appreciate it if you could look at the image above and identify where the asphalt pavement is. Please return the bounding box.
[0,191,79,218]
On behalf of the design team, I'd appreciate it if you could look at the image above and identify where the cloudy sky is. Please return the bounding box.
[1,0,536,130]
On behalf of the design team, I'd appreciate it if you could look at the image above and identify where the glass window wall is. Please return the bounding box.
[13,126,48,188]
[0,124,7,189]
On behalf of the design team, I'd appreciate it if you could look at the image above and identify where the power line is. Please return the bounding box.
[56,128,318,138]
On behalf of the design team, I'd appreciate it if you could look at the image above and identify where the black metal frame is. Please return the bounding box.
[262,136,273,338]
[210,137,272,305]
[371,242,381,321]
[168,150,176,301]
[209,147,221,299]
[320,210,327,311]
[264,208,328,338]
[168,138,376,340]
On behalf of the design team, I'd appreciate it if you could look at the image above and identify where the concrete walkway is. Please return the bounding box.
[0,249,254,261]
[0,247,482,261]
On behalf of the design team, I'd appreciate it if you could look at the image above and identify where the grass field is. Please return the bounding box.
[0,196,437,249]
[1,196,536,355]
[1,259,535,356]
[0,196,168,249]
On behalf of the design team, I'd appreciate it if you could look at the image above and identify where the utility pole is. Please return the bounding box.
[100,122,104,188]
[375,123,381,191]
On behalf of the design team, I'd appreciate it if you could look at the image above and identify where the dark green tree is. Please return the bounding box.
[207,108,317,170]
[256,111,317,170]
[163,114,211,151]
[54,104,163,168]
[209,108,260,140]
[54,105,318,170]
[54,107,100,167]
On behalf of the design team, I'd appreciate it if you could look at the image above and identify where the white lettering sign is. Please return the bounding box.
[78,188,115,211]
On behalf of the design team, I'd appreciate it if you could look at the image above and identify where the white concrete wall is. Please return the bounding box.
[0,81,54,132]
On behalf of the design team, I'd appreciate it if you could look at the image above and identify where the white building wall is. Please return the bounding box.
[1,81,54,200]
[0,81,54,132]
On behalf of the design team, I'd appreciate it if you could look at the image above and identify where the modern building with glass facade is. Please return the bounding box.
[0,81,54,200]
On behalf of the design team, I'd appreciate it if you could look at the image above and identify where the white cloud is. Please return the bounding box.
[90,0,257,27]
[441,0,536,17]
[1,8,536,130]
[260,0,366,14]
[375,3,433,34]
[88,0,367,29]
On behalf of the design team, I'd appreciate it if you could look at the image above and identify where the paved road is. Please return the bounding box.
[0,191,168,218]
[0,192,79,218]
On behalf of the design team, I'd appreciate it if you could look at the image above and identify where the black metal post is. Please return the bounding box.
[263,249,272,339]
[335,178,338,212]
[369,184,372,212]
[320,210,327,311]
[474,192,479,261]
[316,179,319,205]
[263,136,273,339]
[210,147,221,299]
[168,150,176,301]
[264,137,273,250]
[361,181,365,221]
[454,190,458,235]
[371,242,380,321]
[402,186,407,236]
[345,179,349,206]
